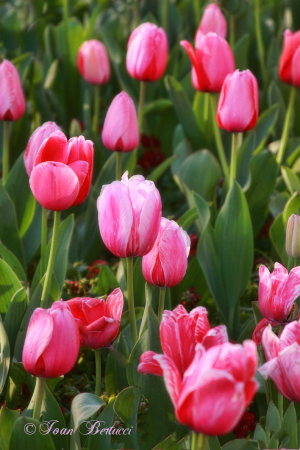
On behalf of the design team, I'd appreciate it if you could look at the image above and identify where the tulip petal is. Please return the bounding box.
[258,354,295,402]
[81,298,107,324]
[279,30,300,84]
[202,325,228,349]
[154,354,182,406]
[106,288,124,321]
[85,316,120,348]
[66,298,88,323]
[68,160,89,205]
[279,320,300,351]
[68,136,94,206]
[193,307,211,342]
[0,60,25,121]
[277,343,300,402]
[252,318,274,345]
[138,351,163,376]
[34,131,69,167]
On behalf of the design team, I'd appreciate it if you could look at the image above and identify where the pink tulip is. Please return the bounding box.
[217,69,259,132]
[0,59,26,121]
[24,122,61,176]
[97,171,162,257]
[126,23,168,82]
[102,91,139,152]
[22,301,80,378]
[279,30,300,87]
[138,304,228,378]
[77,40,110,85]
[259,321,300,402]
[180,31,234,93]
[29,131,94,211]
[67,288,124,349]
[142,218,191,288]
[198,3,227,39]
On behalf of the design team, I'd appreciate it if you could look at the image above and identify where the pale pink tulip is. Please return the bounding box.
[0,59,26,121]
[198,3,227,39]
[77,40,110,84]
[142,218,190,288]
[22,301,80,378]
[279,30,300,87]
[97,171,162,257]
[102,91,139,152]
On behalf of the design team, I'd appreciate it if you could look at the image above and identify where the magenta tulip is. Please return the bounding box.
[126,22,168,82]
[198,3,227,39]
[142,218,190,288]
[97,171,162,257]
[138,304,228,378]
[180,31,234,93]
[259,321,300,402]
[67,288,124,349]
[77,40,110,85]
[0,59,25,121]
[217,69,259,132]
[279,30,300,87]
[24,122,61,176]
[22,301,80,378]
[102,91,139,152]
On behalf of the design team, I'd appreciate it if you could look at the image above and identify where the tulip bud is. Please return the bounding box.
[77,40,110,85]
[102,91,139,152]
[217,69,259,132]
[126,22,168,82]
[198,3,227,39]
[142,218,191,288]
[97,171,162,257]
[180,31,235,93]
[0,59,26,121]
[279,29,300,87]
[22,301,80,378]
[286,214,300,259]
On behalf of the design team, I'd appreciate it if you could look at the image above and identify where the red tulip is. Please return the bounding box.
[67,288,124,349]
[102,91,139,152]
[77,40,110,85]
[180,31,234,93]
[198,3,227,39]
[126,23,168,82]
[22,301,80,378]
[217,69,259,132]
[138,304,228,378]
[142,218,191,288]
[0,59,26,121]
[279,29,300,87]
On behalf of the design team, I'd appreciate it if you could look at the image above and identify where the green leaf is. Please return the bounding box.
[283,191,300,227]
[222,440,259,450]
[86,401,115,450]
[281,166,300,194]
[177,207,198,231]
[266,401,281,434]
[253,104,279,154]
[114,386,141,449]
[9,416,56,450]
[4,288,27,357]
[0,406,20,450]
[97,266,119,296]
[0,243,26,282]
[42,387,69,450]
[171,257,210,304]
[277,402,297,448]
[253,423,268,448]
[147,156,177,183]
[208,436,222,450]
[105,331,130,397]
[133,258,146,307]
[269,212,288,265]
[233,33,250,70]
[193,192,210,234]
[236,131,256,189]
[0,259,22,314]
[0,321,10,395]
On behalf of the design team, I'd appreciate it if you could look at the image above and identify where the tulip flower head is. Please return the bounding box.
[279,29,300,87]
[217,69,259,133]
[126,22,168,82]
[286,214,300,259]
[102,91,139,152]
[22,301,80,378]
[29,131,94,211]
[67,288,124,349]
[77,40,110,85]
[142,218,191,288]
[97,171,162,257]
[180,31,235,93]
[198,3,227,39]
[0,59,26,121]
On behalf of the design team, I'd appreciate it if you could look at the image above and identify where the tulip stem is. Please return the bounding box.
[229,15,235,48]
[276,86,297,166]
[193,0,201,27]
[278,391,283,420]
[254,0,267,85]
[162,0,168,31]
[230,133,238,186]
[158,288,166,321]
[210,95,229,182]
[138,81,147,134]
[94,349,102,397]
[40,211,61,308]
[116,152,122,181]
[41,207,48,277]
[93,85,100,137]
[2,121,10,185]
[126,257,138,346]
[191,432,208,450]
[32,377,46,421]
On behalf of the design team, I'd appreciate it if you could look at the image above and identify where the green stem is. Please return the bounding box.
[229,15,235,48]
[230,133,237,186]
[278,391,283,421]
[40,211,61,308]
[258,345,271,404]
[62,0,69,22]
[93,85,100,136]
[193,0,201,27]
[210,95,229,181]
[2,121,10,185]
[32,378,46,421]
[116,152,122,181]
[276,86,297,166]
[41,207,48,277]
[191,432,208,450]
[254,0,267,84]
[133,0,140,28]
[162,0,168,31]
[204,93,209,123]
[158,288,166,321]
[138,81,147,134]
[94,349,101,397]
[126,257,138,345]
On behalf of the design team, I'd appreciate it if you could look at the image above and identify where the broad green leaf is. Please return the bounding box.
[283,191,300,227]
[139,283,152,339]
[266,401,281,434]
[6,362,35,410]
[276,403,297,448]
[253,424,268,448]
[144,99,173,116]
[9,416,56,450]
[269,192,289,219]
[193,192,210,234]
[105,331,130,397]
[222,440,259,450]
[236,131,256,189]
[114,386,141,449]
[147,156,177,183]
[86,401,115,450]
[41,387,69,450]
[133,258,146,307]
[97,266,119,296]
[208,436,222,450]
[4,288,27,357]
[253,104,279,154]
[171,137,192,176]
[0,321,10,394]
[22,202,42,264]
[0,259,22,314]
[233,33,250,70]
[177,207,198,231]
[269,213,288,265]
[0,406,20,450]
[281,166,300,194]
[0,243,26,282]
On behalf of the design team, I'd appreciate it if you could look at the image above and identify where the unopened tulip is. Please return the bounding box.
[77,40,110,85]
[138,304,228,378]
[279,30,300,87]
[24,122,61,176]
[126,23,168,82]
[22,301,80,378]
[259,321,300,402]
[97,171,162,257]
[67,288,123,349]
[198,3,227,39]
[142,218,191,288]
[217,69,259,132]
[180,31,234,93]
[286,214,300,259]
[0,59,26,121]
[29,131,94,211]
[102,91,139,152]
